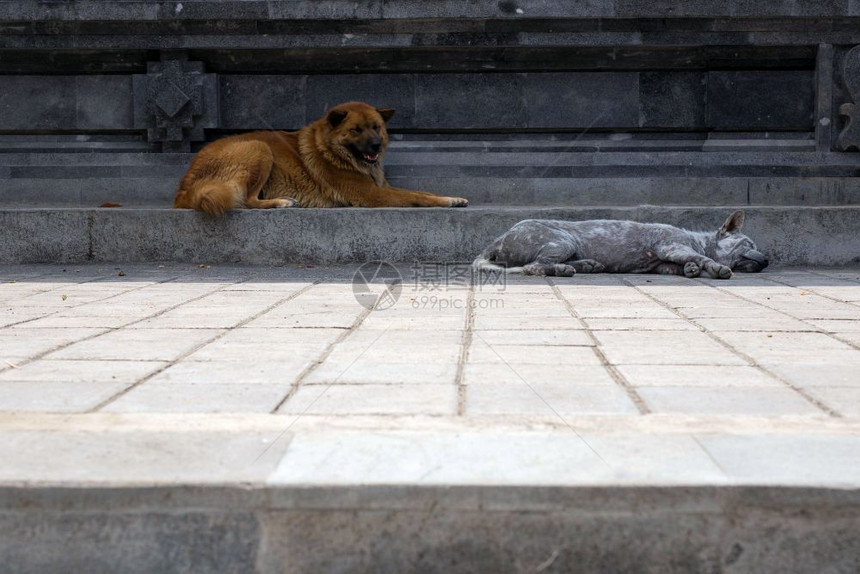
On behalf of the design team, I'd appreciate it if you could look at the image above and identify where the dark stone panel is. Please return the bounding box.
[523,72,639,129]
[268,0,383,19]
[414,74,527,129]
[380,0,616,18]
[616,0,850,17]
[157,1,268,20]
[9,166,124,179]
[852,0,860,15]
[219,75,306,130]
[0,2,159,21]
[0,77,76,130]
[615,0,733,17]
[0,50,154,75]
[305,74,416,126]
[75,76,134,129]
[640,71,706,128]
[707,71,815,130]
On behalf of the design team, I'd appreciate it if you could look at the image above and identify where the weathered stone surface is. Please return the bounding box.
[414,74,527,129]
[640,71,706,128]
[707,71,815,130]
[523,72,639,128]
[219,75,306,130]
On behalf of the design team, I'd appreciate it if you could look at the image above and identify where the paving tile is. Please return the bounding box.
[586,318,697,331]
[472,329,592,346]
[0,381,130,412]
[677,306,780,319]
[638,387,823,416]
[468,341,603,366]
[594,331,746,366]
[463,363,616,386]
[766,364,860,388]
[574,305,679,319]
[278,384,457,415]
[472,315,582,330]
[692,316,815,332]
[148,359,311,385]
[102,382,287,413]
[716,331,860,362]
[305,360,458,384]
[247,309,363,329]
[0,428,293,483]
[696,435,860,486]
[361,314,465,330]
[466,383,639,416]
[833,331,860,347]
[13,315,134,329]
[0,327,107,360]
[268,430,612,485]
[578,433,729,483]
[46,328,223,361]
[806,319,860,332]
[617,365,782,387]
[347,328,463,346]
[0,359,167,384]
[803,387,860,417]
[325,342,461,365]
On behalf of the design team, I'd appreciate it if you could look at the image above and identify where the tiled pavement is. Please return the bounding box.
[1,263,860,486]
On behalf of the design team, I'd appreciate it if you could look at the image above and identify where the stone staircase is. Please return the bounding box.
[1,1,860,266]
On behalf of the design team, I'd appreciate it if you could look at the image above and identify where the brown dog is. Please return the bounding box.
[173,101,468,215]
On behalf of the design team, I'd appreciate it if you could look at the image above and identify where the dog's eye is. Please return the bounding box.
[372,124,380,131]
[350,127,362,134]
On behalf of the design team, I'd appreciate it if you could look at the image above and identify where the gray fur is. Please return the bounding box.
[473,210,768,279]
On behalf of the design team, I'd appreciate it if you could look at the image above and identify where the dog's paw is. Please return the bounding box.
[715,264,733,279]
[552,264,577,277]
[576,259,605,273]
[522,263,547,276]
[445,197,469,207]
[274,197,298,208]
[684,262,701,278]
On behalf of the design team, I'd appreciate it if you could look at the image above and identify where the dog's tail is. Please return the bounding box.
[471,256,524,275]
[174,181,240,217]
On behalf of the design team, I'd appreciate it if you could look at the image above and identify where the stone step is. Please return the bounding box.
[2,205,859,266]
[1,146,859,207]
[2,413,860,573]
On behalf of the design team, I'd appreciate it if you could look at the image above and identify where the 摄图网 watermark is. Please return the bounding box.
[352,261,506,311]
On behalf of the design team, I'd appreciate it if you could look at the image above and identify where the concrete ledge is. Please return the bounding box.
[1,484,859,573]
[1,206,859,266]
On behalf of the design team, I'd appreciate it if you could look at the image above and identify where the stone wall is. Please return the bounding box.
[0,1,858,202]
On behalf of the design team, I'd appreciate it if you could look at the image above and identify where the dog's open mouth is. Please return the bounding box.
[361,153,379,164]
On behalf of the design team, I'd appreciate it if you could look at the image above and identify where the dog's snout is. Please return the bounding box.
[369,140,382,153]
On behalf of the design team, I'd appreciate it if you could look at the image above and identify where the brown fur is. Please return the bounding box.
[174,101,468,215]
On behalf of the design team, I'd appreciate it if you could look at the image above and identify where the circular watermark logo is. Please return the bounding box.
[352,261,402,310]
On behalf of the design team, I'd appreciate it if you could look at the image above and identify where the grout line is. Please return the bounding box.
[269,297,375,414]
[454,283,476,416]
[549,279,650,415]
[91,280,320,412]
[627,277,842,418]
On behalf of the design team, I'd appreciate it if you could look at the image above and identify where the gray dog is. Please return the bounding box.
[473,210,768,279]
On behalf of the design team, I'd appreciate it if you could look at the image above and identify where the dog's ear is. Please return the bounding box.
[327,109,348,128]
[376,108,395,122]
[719,210,745,236]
